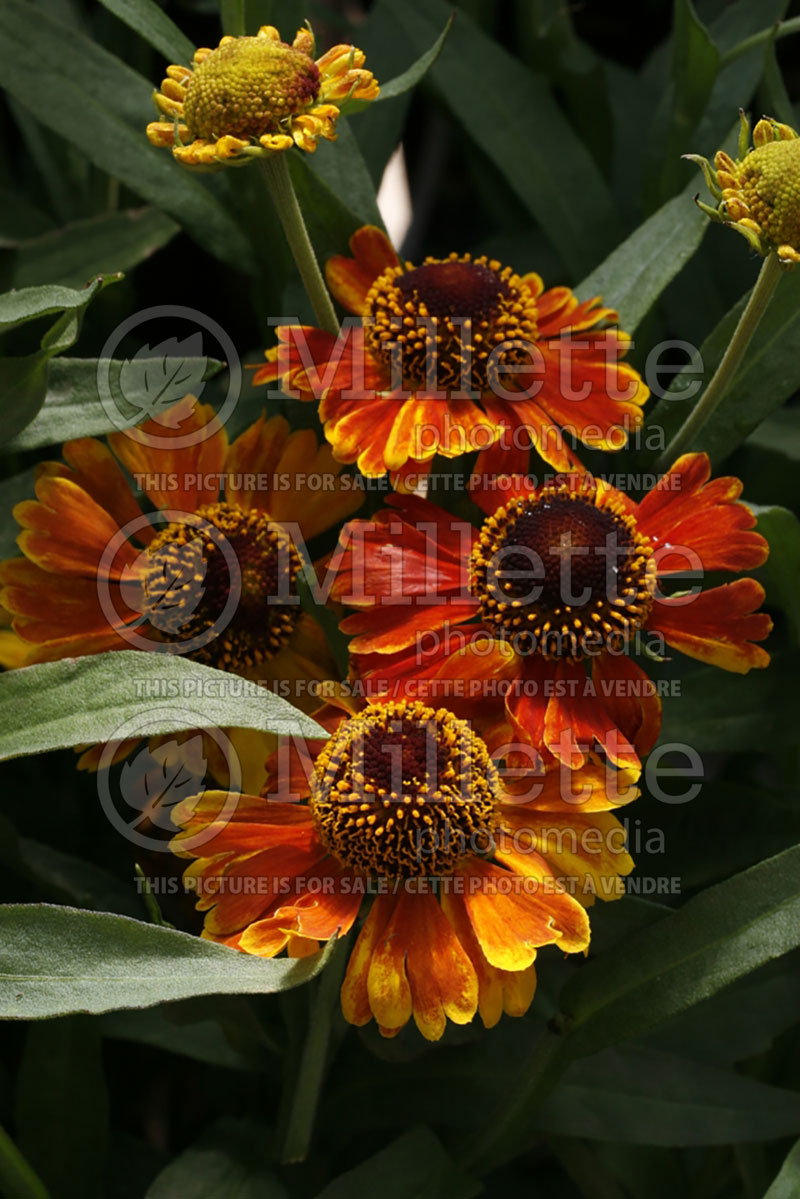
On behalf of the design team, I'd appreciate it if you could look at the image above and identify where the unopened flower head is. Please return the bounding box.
[147,24,378,171]
[688,111,800,265]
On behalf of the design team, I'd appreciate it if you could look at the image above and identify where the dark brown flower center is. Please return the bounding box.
[310,700,499,878]
[141,502,302,671]
[470,484,656,660]
[364,254,539,395]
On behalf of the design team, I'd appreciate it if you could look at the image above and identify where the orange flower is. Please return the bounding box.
[171,695,637,1040]
[328,454,771,776]
[253,226,648,490]
[0,397,362,706]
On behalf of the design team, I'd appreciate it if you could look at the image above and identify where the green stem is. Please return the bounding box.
[656,252,783,472]
[258,155,340,337]
[278,939,349,1164]
[220,0,246,37]
[458,1026,568,1175]
[720,15,800,66]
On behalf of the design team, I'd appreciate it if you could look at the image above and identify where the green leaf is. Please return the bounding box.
[367,0,621,277]
[644,0,719,208]
[9,209,178,290]
[576,179,707,333]
[535,1046,800,1145]
[305,119,384,230]
[559,844,800,1059]
[0,904,333,1018]
[752,505,800,645]
[14,1017,108,1199]
[0,279,112,336]
[658,656,800,751]
[643,955,800,1065]
[101,997,273,1072]
[0,277,121,443]
[0,354,51,445]
[3,355,225,452]
[654,266,800,463]
[0,0,252,273]
[97,0,194,64]
[315,1128,480,1199]
[145,1118,286,1199]
[345,15,453,113]
[0,811,141,917]
[764,1138,800,1199]
[0,1124,49,1199]
[0,651,326,762]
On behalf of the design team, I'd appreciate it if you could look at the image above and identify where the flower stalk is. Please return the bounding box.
[657,251,783,471]
[259,154,340,337]
[278,938,349,1164]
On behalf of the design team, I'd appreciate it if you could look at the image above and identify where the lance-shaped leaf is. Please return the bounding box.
[0,905,333,1018]
[0,651,325,762]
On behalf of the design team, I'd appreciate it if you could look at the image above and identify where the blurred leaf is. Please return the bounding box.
[0,652,325,762]
[368,0,622,277]
[101,998,272,1072]
[0,0,252,273]
[305,119,384,230]
[315,1127,480,1199]
[644,0,719,209]
[535,1046,800,1144]
[0,811,141,916]
[764,1138,800,1199]
[145,1118,285,1199]
[7,208,178,290]
[0,904,333,1017]
[15,1017,108,1199]
[3,355,224,451]
[560,843,800,1058]
[643,954,800,1065]
[97,0,194,64]
[345,15,453,113]
[576,179,707,333]
[0,1124,49,1199]
[655,266,800,463]
[658,656,800,750]
[753,505,800,645]
[0,187,54,244]
[0,354,51,446]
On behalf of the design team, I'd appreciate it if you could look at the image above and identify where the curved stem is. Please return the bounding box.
[656,252,783,472]
[258,155,340,337]
[278,938,349,1165]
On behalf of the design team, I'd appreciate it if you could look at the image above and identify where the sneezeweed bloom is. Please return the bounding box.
[254,226,649,490]
[688,112,800,264]
[147,24,378,171]
[171,696,637,1040]
[329,454,771,776]
[0,400,362,770]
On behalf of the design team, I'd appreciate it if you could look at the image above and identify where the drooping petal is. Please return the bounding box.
[649,579,771,672]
